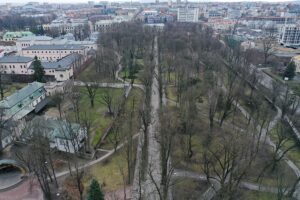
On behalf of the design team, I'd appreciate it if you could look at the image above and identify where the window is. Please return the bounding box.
[45,51,47,53]
[60,74,64,78]
[13,65,15,68]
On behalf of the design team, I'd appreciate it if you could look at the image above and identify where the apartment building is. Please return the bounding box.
[279,25,300,47]
[177,7,199,23]
[22,44,88,61]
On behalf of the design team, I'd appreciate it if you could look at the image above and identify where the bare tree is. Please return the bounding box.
[99,89,114,116]
[261,30,276,65]
[84,83,97,108]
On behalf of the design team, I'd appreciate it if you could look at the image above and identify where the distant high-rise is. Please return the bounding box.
[156,0,159,3]
[279,25,300,47]
[168,0,172,6]
[177,0,181,4]
[177,7,199,22]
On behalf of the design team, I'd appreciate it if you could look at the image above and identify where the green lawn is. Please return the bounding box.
[241,190,291,200]
[269,121,300,169]
[83,152,127,192]
[77,61,119,83]
[74,87,124,146]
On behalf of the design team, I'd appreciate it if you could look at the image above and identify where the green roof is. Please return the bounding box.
[3,31,35,39]
[24,116,81,141]
[0,82,44,108]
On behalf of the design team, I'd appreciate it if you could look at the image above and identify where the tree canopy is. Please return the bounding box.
[87,179,104,200]
[284,61,296,80]
[33,56,45,83]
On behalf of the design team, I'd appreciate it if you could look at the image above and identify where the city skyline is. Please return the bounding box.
[1,0,297,4]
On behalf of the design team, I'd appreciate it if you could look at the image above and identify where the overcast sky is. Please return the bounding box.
[1,0,295,4]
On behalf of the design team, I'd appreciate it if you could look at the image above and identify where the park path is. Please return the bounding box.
[142,36,162,200]
[173,169,279,194]
[55,133,139,178]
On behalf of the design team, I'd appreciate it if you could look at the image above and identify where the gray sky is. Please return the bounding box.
[1,0,295,3]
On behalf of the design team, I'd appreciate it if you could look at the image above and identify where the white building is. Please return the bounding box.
[16,36,53,53]
[22,116,86,153]
[22,44,88,61]
[0,53,83,81]
[94,16,132,32]
[43,18,89,35]
[177,7,199,23]
[279,25,300,47]
[16,35,97,55]
[292,55,300,73]
[0,56,34,75]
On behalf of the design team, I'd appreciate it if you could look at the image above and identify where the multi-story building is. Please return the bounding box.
[29,53,82,81]
[43,18,89,35]
[16,36,53,53]
[177,7,199,22]
[94,15,132,32]
[0,56,34,75]
[0,82,46,120]
[16,35,97,54]
[22,44,88,61]
[0,53,83,81]
[292,55,300,73]
[279,25,300,47]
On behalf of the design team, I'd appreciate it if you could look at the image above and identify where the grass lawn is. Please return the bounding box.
[119,68,143,85]
[99,88,143,150]
[269,121,300,169]
[76,61,119,83]
[83,152,127,192]
[173,178,209,200]
[166,86,177,102]
[241,190,292,200]
[75,87,124,146]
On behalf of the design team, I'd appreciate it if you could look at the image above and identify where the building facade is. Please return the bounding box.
[279,25,300,47]
[0,82,46,120]
[177,8,199,22]
[22,44,88,61]
[2,31,35,41]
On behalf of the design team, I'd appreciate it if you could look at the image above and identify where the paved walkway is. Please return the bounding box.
[142,36,162,200]
[55,133,139,178]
